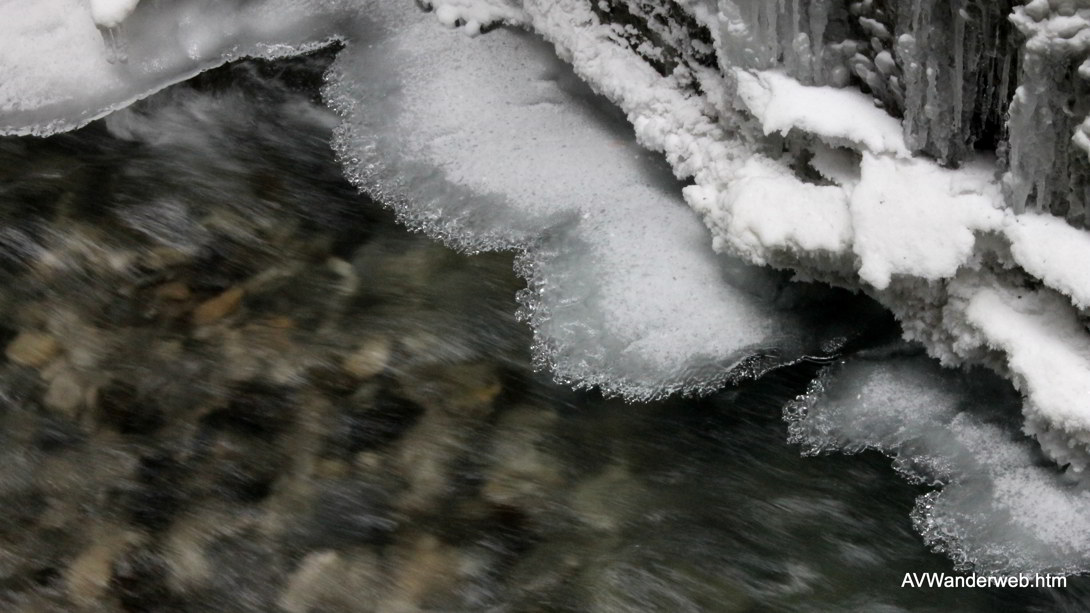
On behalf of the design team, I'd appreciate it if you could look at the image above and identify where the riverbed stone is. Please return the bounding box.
[569,463,647,533]
[395,361,502,417]
[155,281,192,301]
[64,526,146,607]
[343,336,392,379]
[278,548,383,613]
[5,331,61,368]
[380,533,466,613]
[193,286,245,325]
[482,406,565,509]
[44,366,84,417]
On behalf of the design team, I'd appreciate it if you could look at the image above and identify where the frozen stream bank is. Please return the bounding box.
[5,0,1090,579]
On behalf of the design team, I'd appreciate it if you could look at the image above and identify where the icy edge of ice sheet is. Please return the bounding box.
[786,351,1090,575]
[789,351,1090,575]
[323,1,838,400]
[0,0,357,136]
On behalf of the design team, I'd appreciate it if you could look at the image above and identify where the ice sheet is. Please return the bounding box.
[324,2,822,398]
[789,351,1090,574]
[0,0,353,136]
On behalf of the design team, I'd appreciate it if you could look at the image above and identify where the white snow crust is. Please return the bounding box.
[733,69,909,157]
[1006,212,1090,309]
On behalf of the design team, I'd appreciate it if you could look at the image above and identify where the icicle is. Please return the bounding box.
[90,0,140,64]
[952,1,965,148]
[997,49,1012,127]
[98,24,129,64]
[762,1,778,68]
[1003,57,1056,215]
[785,0,801,76]
[790,0,799,42]
[808,0,828,84]
[911,0,925,30]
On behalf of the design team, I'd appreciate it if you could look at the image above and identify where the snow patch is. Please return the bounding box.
[733,69,909,157]
[1006,212,1090,310]
[849,154,1004,290]
[695,158,853,266]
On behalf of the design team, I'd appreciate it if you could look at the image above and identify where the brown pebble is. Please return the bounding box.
[155,281,191,301]
[278,551,343,613]
[45,367,84,416]
[5,331,61,368]
[342,337,392,379]
[65,527,145,606]
[192,287,244,325]
[263,316,296,329]
[314,458,351,479]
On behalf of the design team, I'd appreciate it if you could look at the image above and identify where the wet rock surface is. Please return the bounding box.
[0,51,1079,612]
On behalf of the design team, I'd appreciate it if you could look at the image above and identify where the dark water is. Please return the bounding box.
[0,50,1084,612]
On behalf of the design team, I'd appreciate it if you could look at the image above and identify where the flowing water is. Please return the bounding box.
[0,50,1085,612]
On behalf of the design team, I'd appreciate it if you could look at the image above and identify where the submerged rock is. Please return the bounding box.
[342,336,392,380]
[192,286,245,326]
[6,331,61,368]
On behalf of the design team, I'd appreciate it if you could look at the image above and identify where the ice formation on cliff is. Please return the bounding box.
[6,0,1090,573]
[495,0,1090,478]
